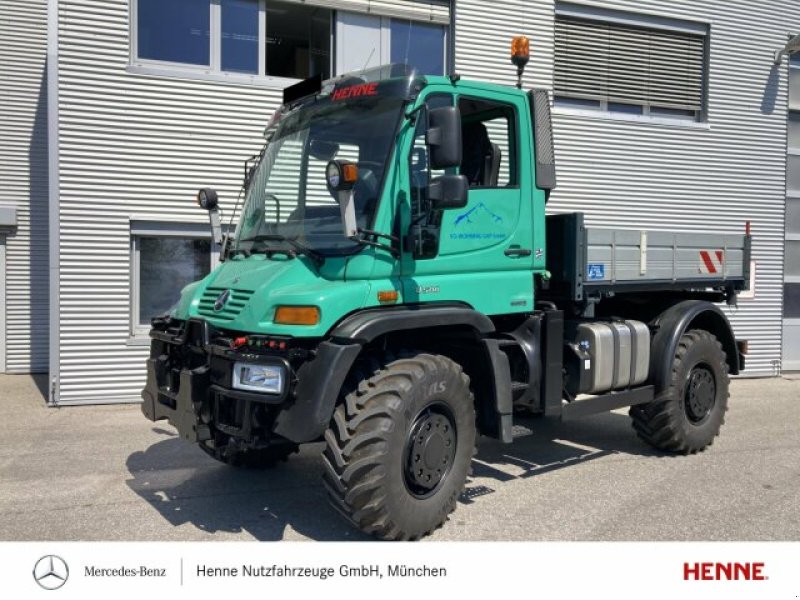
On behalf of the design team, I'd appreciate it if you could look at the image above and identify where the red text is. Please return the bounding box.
[683,562,766,581]
[331,82,379,101]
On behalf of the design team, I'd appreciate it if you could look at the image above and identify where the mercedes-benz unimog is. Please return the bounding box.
[140,40,750,540]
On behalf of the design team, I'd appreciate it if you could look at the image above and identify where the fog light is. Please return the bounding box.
[232,362,284,394]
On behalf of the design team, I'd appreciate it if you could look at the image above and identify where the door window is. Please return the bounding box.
[457,97,517,188]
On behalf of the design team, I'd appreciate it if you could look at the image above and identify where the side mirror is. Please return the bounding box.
[429,174,468,210]
[196,188,223,246]
[326,160,359,238]
[197,188,218,210]
[427,106,462,169]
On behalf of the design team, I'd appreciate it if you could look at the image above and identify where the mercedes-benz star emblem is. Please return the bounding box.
[33,555,69,590]
[213,289,231,312]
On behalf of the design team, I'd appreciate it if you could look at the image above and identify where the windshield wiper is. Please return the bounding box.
[240,234,325,268]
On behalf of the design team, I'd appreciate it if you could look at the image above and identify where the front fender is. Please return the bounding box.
[273,303,497,443]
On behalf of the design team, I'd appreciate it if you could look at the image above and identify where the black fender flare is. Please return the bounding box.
[273,304,496,443]
[329,303,495,343]
[649,300,740,394]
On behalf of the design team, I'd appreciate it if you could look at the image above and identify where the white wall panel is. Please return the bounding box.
[0,0,49,373]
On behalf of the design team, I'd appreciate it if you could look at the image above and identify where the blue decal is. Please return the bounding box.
[454,202,503,227]
[587,263,605,280]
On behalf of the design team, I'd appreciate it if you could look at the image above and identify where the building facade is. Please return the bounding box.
[1,0,799,404]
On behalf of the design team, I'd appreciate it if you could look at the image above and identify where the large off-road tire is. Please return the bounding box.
[322,353,476,540]
[630,329,729,454]
[199,441,299,469]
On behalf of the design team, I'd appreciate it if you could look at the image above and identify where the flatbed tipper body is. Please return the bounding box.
[545,212,750,306]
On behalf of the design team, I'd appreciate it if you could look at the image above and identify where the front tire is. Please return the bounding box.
[631,329,729,454]
[322,353,476,540]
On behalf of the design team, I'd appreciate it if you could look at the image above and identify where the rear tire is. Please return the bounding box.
[200,441,299,469]
[631,329,729,454]
[322,353,476,540]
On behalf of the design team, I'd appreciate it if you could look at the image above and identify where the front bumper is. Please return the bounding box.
[140,317,362,446]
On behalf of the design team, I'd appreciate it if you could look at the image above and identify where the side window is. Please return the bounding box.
[457,97,517,188]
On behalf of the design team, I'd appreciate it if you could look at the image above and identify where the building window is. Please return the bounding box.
[335,13,447,75]
[553,5,708,120]
[390,19,446,76]
[266,1,331,79]
[133,0,332,80]
[130,225,215,336]
[133,1,449,81]
[221,0,260,74]
[137,0,211,66]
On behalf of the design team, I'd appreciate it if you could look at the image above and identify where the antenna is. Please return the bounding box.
[405,20,412,66]
[362,46,376,72]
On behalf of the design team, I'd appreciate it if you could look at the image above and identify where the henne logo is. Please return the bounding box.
[683,561,767,581]
[33,555,69,590]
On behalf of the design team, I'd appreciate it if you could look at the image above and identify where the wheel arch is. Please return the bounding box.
[274,304,508,443]
[650,300,739,394]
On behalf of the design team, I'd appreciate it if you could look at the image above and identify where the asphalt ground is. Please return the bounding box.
[0,374,798,541]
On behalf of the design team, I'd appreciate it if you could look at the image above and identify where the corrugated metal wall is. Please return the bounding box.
[0,0,49,373]
[55,0,279,403]
[51,0,795,403]
[456,0,796,376]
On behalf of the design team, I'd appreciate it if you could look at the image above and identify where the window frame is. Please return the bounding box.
[129,221,220,339]
[553,2,711,124]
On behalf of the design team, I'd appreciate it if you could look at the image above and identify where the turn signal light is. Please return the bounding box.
[377,290,399,303]
[342,163,358,184]
[274,305,320,326]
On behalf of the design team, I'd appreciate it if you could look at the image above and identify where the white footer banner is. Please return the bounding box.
[0,542,796,599]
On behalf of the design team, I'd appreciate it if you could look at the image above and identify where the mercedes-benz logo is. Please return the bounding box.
[33,555,69,590]
[213,289,232,312]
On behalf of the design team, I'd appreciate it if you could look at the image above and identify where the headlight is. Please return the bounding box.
[232,362,285,394]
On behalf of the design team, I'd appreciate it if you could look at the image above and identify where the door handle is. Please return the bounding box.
[504,247,532,257]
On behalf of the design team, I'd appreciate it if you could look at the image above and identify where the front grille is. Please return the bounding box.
[197,287,255,321]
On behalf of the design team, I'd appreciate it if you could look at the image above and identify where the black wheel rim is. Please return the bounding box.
[403,403,457,499]
[684,363,716,424]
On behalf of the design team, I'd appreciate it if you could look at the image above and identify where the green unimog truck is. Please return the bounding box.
[141,48,750,540]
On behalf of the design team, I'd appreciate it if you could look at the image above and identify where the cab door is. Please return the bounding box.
[401,85,535,316]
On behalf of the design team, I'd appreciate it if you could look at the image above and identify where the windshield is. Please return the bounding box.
[233,90,407,256]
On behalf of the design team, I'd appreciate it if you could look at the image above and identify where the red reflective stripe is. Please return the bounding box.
[700,250,717,273]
